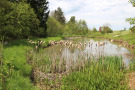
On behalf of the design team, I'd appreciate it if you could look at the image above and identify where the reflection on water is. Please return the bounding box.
[44,38,134,66]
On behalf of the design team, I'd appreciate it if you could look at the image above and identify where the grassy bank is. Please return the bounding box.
[0,37,62,89]
[88,30,135,45]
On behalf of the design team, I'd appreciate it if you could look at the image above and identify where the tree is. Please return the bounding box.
[53,7,66,24]
[78,20,88,35]
[0,0,39,40]
[126,17,135,25]
[69,16,75,23]
[47,17,64,36]
[92,27,97,33]
[101,23,113,34]
[129,0,135,6]
[129,26,135,33]
[99,27,102,32]
[126,0,135,33]
[66,16,77,35]
[27,0,49,37]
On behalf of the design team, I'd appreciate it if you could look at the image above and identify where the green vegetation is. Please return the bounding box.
[0,0,49,40]
[126,0,135,33]
[47,17,64,37]
[0,37,62,89]
[27,43,128,89]
[100,24,113,34]
[0,0,135,89]
[61,57,127,90]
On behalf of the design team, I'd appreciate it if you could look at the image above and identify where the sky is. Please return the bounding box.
[48,0,135,30]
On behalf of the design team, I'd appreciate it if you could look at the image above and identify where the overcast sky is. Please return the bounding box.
[48,0,135,30]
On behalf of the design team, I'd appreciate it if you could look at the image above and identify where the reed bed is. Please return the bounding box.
[27,39,129,89]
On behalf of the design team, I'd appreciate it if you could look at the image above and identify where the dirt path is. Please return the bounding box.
[128,72,135,90]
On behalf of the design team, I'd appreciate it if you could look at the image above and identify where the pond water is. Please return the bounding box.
[44,38,135,66]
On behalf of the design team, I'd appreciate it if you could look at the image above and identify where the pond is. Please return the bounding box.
[44,38,135,67]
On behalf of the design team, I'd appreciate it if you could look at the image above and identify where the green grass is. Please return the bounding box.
[87,31,135,53]
[61,56,127,90]
[0,37,62,89]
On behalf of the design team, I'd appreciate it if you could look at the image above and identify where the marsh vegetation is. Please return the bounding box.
[26,38,134,89]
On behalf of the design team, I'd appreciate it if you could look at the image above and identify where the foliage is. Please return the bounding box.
[99,27,102,32]
[129,26,135,33]
[129,0,135,7]
[52,7,66,25]
[92,27,97,33]
[126,0,135,33]
[126,17,135,25]
[27,0,49,37]
[66,17,78,35]
[69,16,76,23]
[100,24,113,34]
[0,0,39,40]
[47,17,64,37]
[78,20,89,35]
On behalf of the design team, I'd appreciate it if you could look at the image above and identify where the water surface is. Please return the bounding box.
[44,38,135,66]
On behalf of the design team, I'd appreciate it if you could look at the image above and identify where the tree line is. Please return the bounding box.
[0,0,49,40]
[0,0,114,40]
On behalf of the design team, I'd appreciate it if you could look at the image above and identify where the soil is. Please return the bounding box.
[128,72,135,90]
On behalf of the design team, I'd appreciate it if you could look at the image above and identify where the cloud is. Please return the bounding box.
[48,0,135,30]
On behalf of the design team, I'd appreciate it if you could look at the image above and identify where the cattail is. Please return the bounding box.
[72,44,74,47]
[35,45,38,50]
[91,41,93,45]
[43,41,45,44]
[89,41,90,44]
[70,42,72,45]
[84,43,86,46]
[111,39,113,42]
[49,40,51,45]
[119,45,122,47]
[38,41,39,46]
[75,44,78,47]
[32,41,35,44]
[40,41,43,44]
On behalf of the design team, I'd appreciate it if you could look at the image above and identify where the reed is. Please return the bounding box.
[28,39,129,89]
